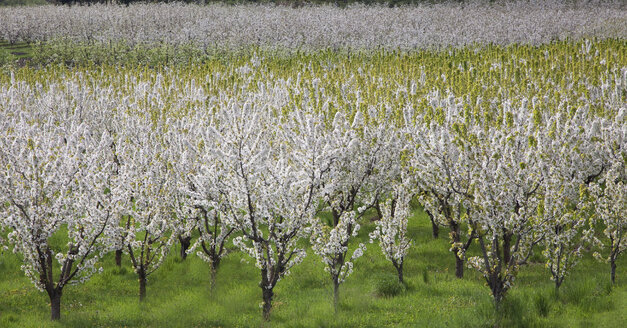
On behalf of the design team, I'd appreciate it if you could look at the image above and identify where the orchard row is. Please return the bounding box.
[0,43,625,321]
[1,2,625,50]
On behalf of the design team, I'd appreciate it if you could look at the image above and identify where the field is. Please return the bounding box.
[0,1,626,327]
[1,209,625,327]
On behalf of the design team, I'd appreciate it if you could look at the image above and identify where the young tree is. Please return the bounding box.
[108,128,126,268]
[112,111,177,301]
[171,113,235,290]
[462,107,544,307]
[539,180,589,294]
[409,96,475,278]
[0,88,117,320]
[189,205,233,288]
[310,110,396,311]
[369,182,413,284]
[537,112,604,294]
[212,101,329,320]
[590,162,626,284]
[587,109,627,285]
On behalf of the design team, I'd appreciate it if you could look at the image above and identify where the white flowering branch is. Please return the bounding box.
[0,82,117,320]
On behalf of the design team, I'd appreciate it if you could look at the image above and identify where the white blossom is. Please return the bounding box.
[0,80,118,319]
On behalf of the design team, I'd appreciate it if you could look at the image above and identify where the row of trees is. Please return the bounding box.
[0,76,624,321]
[3,2,623,50]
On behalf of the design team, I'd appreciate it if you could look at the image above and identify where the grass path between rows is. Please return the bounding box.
[0,209,625,327]
[0,40,33,66]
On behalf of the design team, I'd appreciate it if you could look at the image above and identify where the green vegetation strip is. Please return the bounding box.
[0,210,624,327]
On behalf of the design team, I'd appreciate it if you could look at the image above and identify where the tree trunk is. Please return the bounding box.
[396,261,404,284]
[455,253,464,279]
[262,287,274,321]
[503,231,512,266]
[489,273,505,308]
[374,202,383,221]
[49,290,62,321]
[210,260,219,291]
[431,220,439,239]
[115,249,123,267]
[450,221,464,278]
[553,273,564,298]
[611,258,616,284]
[333,276,340,313]
[139,273,147,301]
[179,236,191,260]
[425,210,439,239]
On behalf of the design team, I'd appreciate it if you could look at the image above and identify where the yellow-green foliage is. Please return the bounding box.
[5,39,624,127]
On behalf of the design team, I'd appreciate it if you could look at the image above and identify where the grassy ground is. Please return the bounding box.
[0,41,33,66]
[0,209,624,327]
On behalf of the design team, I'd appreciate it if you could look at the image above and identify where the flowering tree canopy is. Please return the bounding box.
[210,95,330,320]
[0,81,118,320]
[112,108,177,301]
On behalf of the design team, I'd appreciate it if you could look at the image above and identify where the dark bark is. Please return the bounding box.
[49,290,62,321]
[39,243,92,321]
[455,253,464,279]
[262,287,274,321]
[330,249,346,313]
[395,261,404,284]
[139,272,147,301]
[450,221,464,278]
[611,258,617,284]
[503,230,513,266]
[210,260,220,291]
[115,249,123,267]
[328,208,348,313]
[488,272,506,307]
[431,220,440,239]
[260,266,275,321]
[476,232,508,308]
[179,235,192,260]
[425,210,439,239]
[196,206,235,292]
[333,276,340,313]
[374,202,383,221]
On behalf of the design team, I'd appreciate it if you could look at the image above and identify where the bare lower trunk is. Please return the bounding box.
[260,266,275,321]
[450,221,464,278]
[611,258,616,284]
[395,261,404,284]
[489,273,506,308]
[179,236,191,260]
[455,253,464,279]
[425,210,439,239]
[262,287,274,321]
[431,220,439,239]
[333,276,340,313]
[210,260,219,291]
[330,252,344,313]
[139,273,147,301]
[115,249,123,267]
[49,290,62,321]
[503,231,512,266]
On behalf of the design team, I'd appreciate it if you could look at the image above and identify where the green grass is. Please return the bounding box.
[0,41,34,66]
[0,209,624,327]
